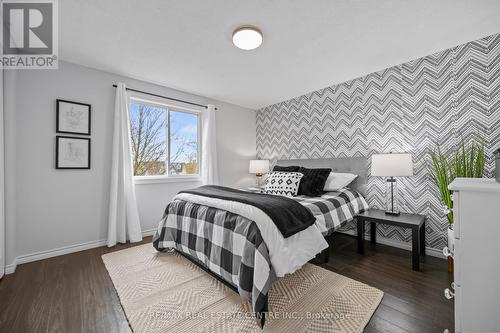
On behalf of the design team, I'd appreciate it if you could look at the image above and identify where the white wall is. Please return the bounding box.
[0,69,5,278]
[4,61,256,271]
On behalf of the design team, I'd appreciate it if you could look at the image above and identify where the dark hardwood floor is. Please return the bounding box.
[0,234,453,333]
[319,235,454,333]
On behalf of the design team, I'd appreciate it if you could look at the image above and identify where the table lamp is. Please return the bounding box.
[249,159,270,187]
[371,153,413,215]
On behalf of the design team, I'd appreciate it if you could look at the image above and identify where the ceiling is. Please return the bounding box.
[60,0,500,109]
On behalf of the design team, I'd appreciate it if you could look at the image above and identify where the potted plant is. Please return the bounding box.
[428,139,485,271]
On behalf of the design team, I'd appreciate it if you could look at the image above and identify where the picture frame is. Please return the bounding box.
[56,99,91,135]
[56,136,91,169]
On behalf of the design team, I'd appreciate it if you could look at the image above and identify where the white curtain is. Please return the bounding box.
[107,82,143,247]
[201,104,219,185]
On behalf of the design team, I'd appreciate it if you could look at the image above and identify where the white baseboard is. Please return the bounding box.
[141,228,156,237]
[5,259,17,274]
[5,228,157,275]
[339,229,445,259]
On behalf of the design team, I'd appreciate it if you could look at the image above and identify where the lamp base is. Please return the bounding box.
[385,177,400,216]
[256,174,263,187]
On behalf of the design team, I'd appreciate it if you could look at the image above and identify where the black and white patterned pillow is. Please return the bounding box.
[264,172,303,197]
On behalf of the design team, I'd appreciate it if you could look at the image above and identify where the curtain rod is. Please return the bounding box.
[112,84,217,110]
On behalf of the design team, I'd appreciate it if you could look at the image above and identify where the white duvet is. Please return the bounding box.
[175,193,329,277]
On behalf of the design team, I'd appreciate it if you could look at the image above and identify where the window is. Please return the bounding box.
[129,98,200,178]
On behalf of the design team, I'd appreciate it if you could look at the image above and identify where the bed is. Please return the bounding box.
[152,157,368,326]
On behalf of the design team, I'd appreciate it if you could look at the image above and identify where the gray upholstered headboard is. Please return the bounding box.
[275,157,368,196]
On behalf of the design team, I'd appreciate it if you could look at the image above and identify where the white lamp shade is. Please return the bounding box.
[371,153,413,177]
[249,159,270,174]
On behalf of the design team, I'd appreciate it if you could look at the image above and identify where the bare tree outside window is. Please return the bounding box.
[169,110,198,175]
[129,102,199,177]
[130,103,167,176]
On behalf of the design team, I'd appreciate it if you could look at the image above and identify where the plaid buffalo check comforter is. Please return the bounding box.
[152,188,368,325]
[292,188,369,236]
[153,199,274,324]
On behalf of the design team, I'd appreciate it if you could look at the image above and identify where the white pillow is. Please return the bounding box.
[323,172,358,191]
[264,171,304,197]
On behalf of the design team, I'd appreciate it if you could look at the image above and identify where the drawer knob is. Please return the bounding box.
[444,288,454,300]
[442,246,453,258]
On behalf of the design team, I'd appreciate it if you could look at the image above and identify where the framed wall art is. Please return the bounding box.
[56,136,91,169]
[56,99,91,135]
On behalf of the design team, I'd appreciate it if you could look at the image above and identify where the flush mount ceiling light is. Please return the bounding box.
[232,26,263,50]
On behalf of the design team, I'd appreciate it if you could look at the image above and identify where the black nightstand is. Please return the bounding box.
[355,209,426,271]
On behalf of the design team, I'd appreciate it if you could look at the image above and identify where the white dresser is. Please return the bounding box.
[446,178,500,333]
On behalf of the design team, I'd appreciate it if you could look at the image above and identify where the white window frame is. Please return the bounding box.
[128,93,202,185]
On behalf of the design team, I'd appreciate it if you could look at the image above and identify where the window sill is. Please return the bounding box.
[134,175,202,185]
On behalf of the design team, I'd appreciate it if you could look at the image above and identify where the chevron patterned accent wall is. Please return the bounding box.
[256,33,500,251]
